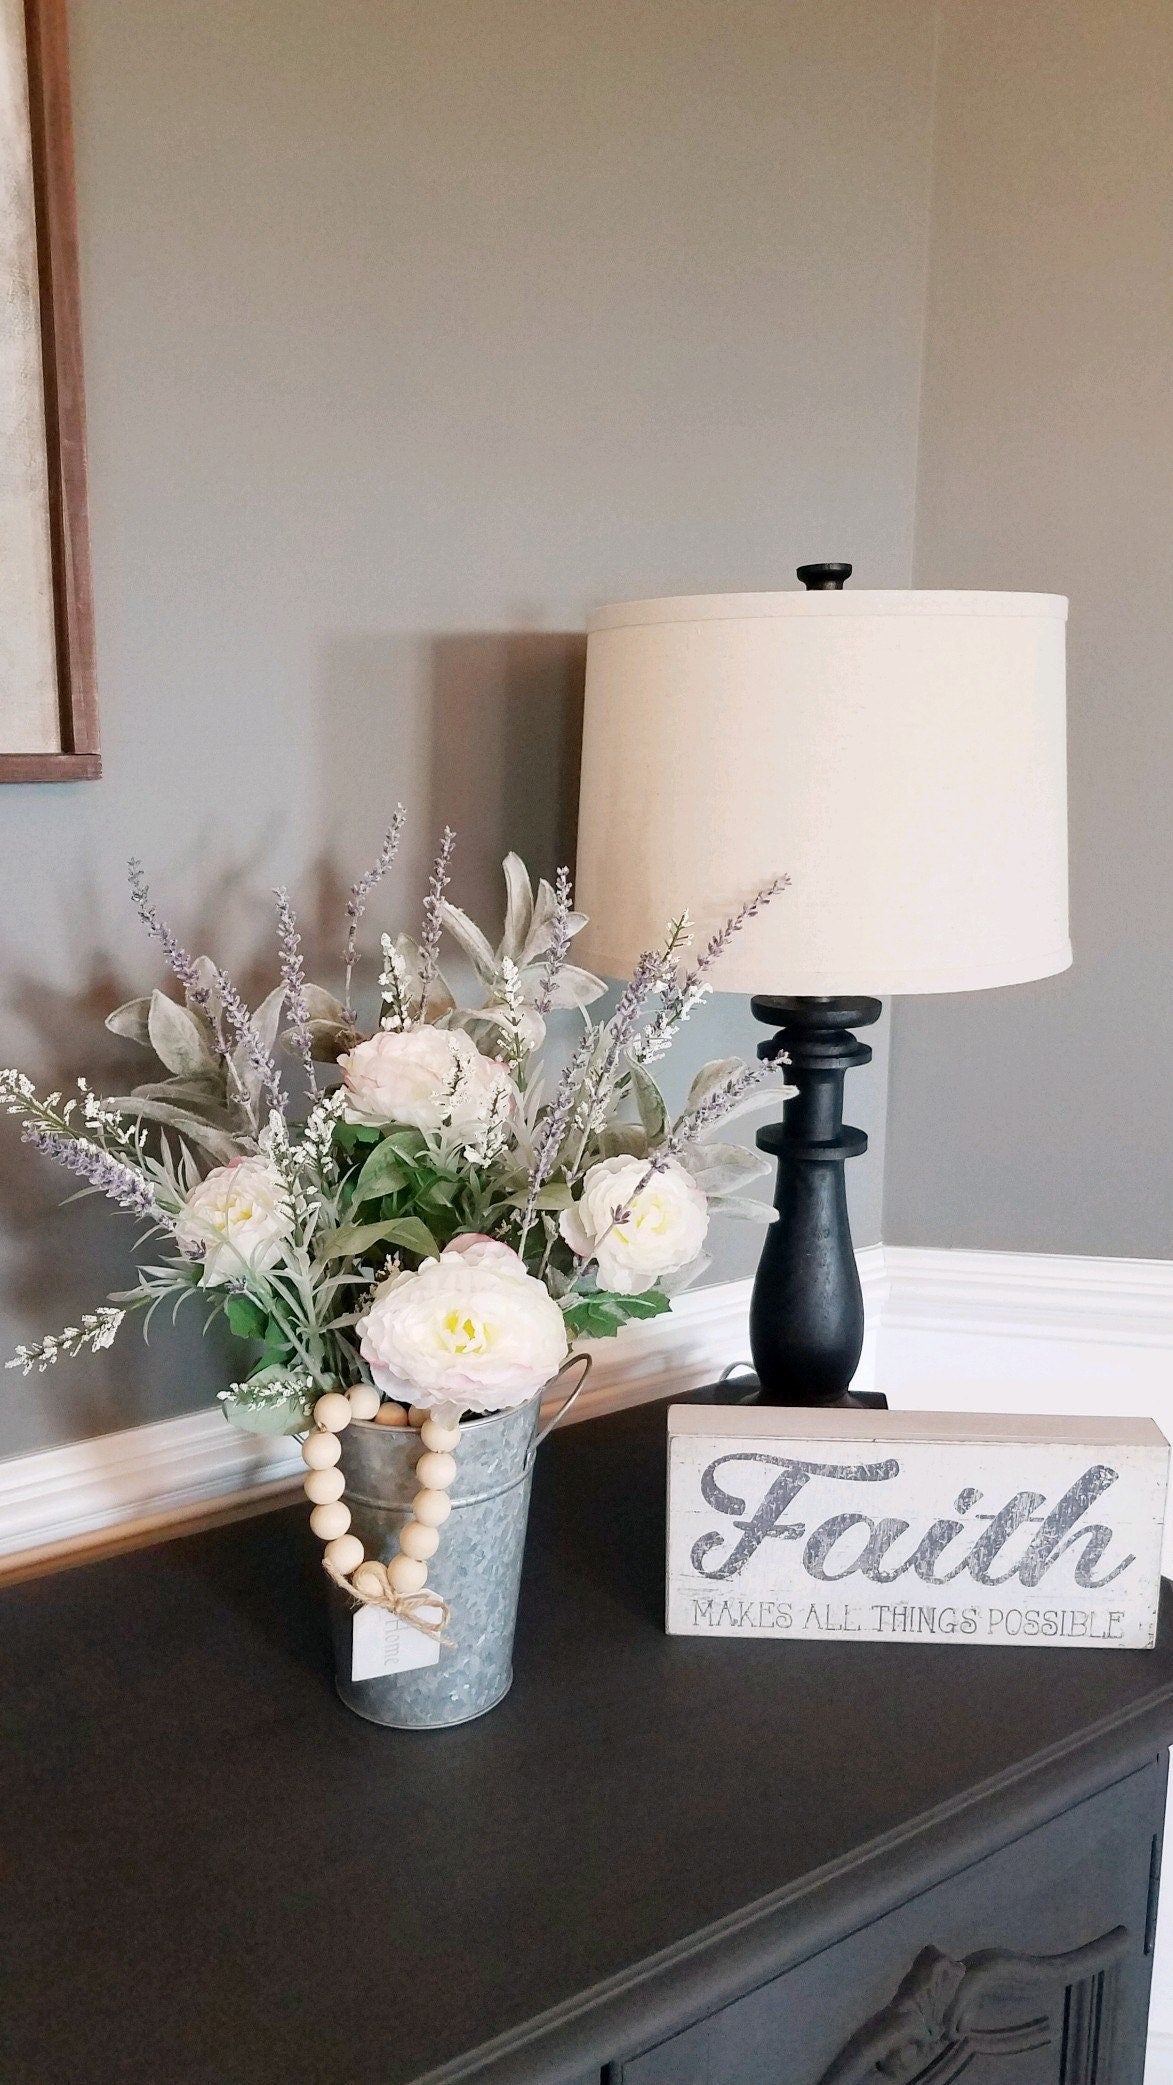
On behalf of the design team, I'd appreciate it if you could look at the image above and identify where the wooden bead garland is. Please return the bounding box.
[304,1384,459,1637]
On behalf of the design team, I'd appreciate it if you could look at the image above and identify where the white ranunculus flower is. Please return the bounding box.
[338,1026,515,1137]
[356,1239,568,1413]
[559,1155,709,1295]
[176,1156,294,1287]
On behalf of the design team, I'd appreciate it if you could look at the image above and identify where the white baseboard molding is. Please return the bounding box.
[880,1245,1173,1429]
[0,1274,761,1569]
[1,1239,1167,1572]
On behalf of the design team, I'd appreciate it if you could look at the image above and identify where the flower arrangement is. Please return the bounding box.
[2,818,787,1629]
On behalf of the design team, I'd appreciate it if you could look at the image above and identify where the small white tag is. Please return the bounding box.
[351,1602,442,1681]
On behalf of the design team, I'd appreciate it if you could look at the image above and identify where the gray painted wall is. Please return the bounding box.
[885,0,1173,1255]
[0,0,937,1456]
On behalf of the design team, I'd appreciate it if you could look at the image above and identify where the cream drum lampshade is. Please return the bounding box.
[573,590,1071,997]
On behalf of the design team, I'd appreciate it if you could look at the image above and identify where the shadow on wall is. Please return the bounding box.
[0,630,590,1455]
[316,630,587,920]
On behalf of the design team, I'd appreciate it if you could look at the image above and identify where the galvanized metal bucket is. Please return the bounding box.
[328,1361,586,1729]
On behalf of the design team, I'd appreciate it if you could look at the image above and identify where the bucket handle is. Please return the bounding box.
[535,1352,592,1448]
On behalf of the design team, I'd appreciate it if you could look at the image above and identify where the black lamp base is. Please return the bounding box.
[692,561,886,1410]
[740,994,885,1409]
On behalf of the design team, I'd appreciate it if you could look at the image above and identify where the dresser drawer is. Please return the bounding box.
[614,1759,1164,2084]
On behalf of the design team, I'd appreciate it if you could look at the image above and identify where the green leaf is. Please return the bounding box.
[334,1121,382,1151]
[352,1140,410,1202]
[316,1214,440,1262]
[224,1294,268,1341]
[562,1288,672,1340]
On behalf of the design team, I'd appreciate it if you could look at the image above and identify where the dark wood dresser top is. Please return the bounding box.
[4,1396,1173,2084]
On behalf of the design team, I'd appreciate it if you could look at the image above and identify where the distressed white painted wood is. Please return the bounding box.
[667,1405,1169,1650]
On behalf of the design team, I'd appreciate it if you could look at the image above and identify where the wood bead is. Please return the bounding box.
[302,1429,342,1469]
[411,1488,452,1528]
[374,1401,409,1428]
[352,1561,389,1599]
[420,1418,461,1453]
[386,1552,428,1595]
[415,1450,456,1490]
[399,1521,440,1561]
[347,1384,381,1421]
[314,1391,353,1433]
[303,1466,346,1505]
[408,1405,430,1429]
[309,1499,352,1541]
[324,1533,364,1576]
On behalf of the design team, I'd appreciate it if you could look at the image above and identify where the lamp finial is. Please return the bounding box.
[796,562,852,589]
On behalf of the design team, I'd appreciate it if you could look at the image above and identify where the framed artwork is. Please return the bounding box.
[0,0,98,780]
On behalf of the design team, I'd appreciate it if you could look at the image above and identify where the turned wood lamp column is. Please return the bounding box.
[573,568,1071,1407]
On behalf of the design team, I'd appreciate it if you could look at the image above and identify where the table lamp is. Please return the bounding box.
[573,565,1070,1407]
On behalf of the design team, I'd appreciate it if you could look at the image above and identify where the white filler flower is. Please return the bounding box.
[357,1236,568,1413]
[338,1027,515,1137]
[560,1155,709,1294]
[176,1156,294,1287]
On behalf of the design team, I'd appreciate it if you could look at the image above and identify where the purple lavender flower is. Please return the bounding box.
[344,808,406,1015]
[639,877,789,1060]
[517,1031,596,1242]
[275,887,314,1087]
[24,1125,164,1224]
[417,825,455,1012]
[127,859,211,1011]
[667,1061,775,1148]
[534,866,574,1016]
[215,970,285,1113]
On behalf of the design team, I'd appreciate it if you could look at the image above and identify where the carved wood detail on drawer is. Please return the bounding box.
[815,1926,1129,2085]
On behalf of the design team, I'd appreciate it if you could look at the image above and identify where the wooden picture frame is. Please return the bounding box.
[0,0,98,781]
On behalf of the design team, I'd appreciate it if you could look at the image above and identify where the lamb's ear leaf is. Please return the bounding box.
[105,997,154,1046]
[521,878,559,966]
[316,1214,440,1263]
[684,1058,744,1112]
[500,853,535,963]
[678,1140,771,1194]
[629,1060,668,1142]
[544,963,607,1010]
[186,956,224,1021]
[707,1193,777,1221]
[303,984,347,1023]
[438,901,498,983]
[147,990,217,1078]
[595,1122,649,1160]
[219,1368,315,1435]
[422,970,456,1021]
[106,1093,243,1163]
[127,1077,235,1123]
[303,1019,351,1062]
[249,986,286,1057]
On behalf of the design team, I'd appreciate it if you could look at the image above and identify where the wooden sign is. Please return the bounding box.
[666,1406,1169,1650]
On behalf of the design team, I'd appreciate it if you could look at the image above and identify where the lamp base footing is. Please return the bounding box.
[687,1374,888,1412]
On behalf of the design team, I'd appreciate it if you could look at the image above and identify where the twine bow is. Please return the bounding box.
[323,1553,454,1643]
